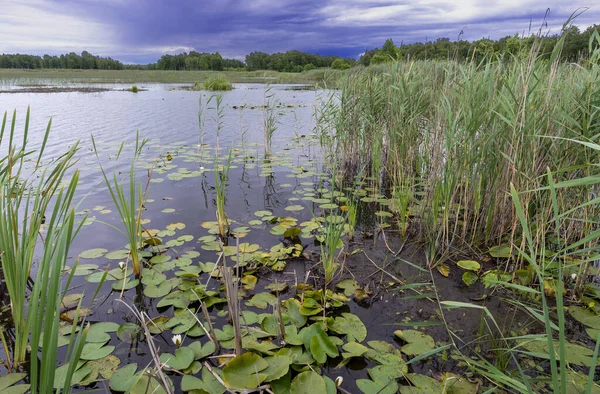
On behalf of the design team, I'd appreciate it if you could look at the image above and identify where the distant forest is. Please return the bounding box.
[1,24,598,72]
[361,25,600,65]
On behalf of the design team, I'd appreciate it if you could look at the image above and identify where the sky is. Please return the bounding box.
[1,0,598,64]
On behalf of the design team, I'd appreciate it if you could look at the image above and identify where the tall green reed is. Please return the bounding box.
[0,109,87,393]
[91,132,149,279]
[319,25,600,265]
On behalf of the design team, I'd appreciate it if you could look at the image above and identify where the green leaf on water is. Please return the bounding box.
[246,292,277,309]
[290,371,326,394]
[309,324,339,363]
[356,378,398,394]
[488,245,511,258]
[255,210,273,217]
[54,364,92,389]
[456,260,480,271]
[109,363,138,392]
[461,271,479,286]
[80,355,121,385]
[263,355,291,382]
[87,322,119,343]
[329,313,367,342]
[222,352,268,389]
[400,373,442,393]
[117,323,141,341]
[336,279,360,297]
[144,281,172,298]
[160,346,195,370]
[342,341,369,358]
[81,342,116,360]
[80,248,108,259]
[105,250,130,260]
[0,373,28,393]
[394,330,435,356]
[285,205,304,212]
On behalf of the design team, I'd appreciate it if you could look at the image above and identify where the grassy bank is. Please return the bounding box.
[0,68,345,85]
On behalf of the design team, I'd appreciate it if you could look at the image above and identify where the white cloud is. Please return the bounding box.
[0,0,115,55]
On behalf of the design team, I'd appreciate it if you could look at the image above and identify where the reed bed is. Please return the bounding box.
[321,33,600,268]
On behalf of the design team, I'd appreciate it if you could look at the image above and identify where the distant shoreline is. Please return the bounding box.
[0,68,341,85]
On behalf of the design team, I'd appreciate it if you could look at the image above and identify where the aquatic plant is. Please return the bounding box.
[129,85,139,93]
[92,131,149,279]
[0,109,88,393]
[214,150,232,242]
[320,24,600,266]
[201,76,233,91]
[263,85,279,156]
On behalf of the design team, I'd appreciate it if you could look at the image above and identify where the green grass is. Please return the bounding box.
[0,68,346,85]
[201,76,233,91]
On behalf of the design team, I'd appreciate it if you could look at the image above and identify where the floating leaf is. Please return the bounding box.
[461,271,478,286]
[336,279,360,297]
[160,347,195,370]
[222,352,268,389]
[0,373,28,393]
[394,330,435,356]
[80,355,121,385]
[117,323,141,341]
[81,342,115,360]
[488,245,511,258]
[436,264,450,277]
[342,341,369,358]
[87,322,119,343]
[109,363,139,392]
[456,260,480,271]
[290,371,326,394]
[329,313,367,342]
[309,325,339,363]
[166,222,186,231]
[105,250,130,260]
[80,248,108,259]
[144,281,172,298]
[285,205,305,212]
[400,373,442,393]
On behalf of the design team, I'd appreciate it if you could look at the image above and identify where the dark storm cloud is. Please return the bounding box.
[2,0,599,63]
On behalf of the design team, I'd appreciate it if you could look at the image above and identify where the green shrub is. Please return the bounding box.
[129,85,139,93]
[303,63,316,72]
[331,59,351,70]
[201,76,233,91]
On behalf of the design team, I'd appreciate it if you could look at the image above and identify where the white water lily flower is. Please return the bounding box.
[172,334,182,347]
[199,166,205,170]
[118,261,125,270]
[571,273,577,280]
[335,376,343,387]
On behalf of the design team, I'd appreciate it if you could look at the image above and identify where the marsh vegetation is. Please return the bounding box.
[1,28,600,394]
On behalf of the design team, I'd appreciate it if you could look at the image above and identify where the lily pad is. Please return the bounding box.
[456,260,480,271]
[394,330,435,356]
[81,342,116,360]
[160,347,195,370]
[80,248,108,259]
[488,245,511,258]
[222,352,268,389]
[290,371,326,394]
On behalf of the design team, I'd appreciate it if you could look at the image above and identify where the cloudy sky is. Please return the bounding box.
[1,0,598,63]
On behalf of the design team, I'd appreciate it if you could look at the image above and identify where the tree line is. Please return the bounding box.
[360,25,600,66]
[0,51,123,70]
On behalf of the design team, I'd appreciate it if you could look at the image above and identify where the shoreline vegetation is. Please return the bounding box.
[0,69,342,85]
